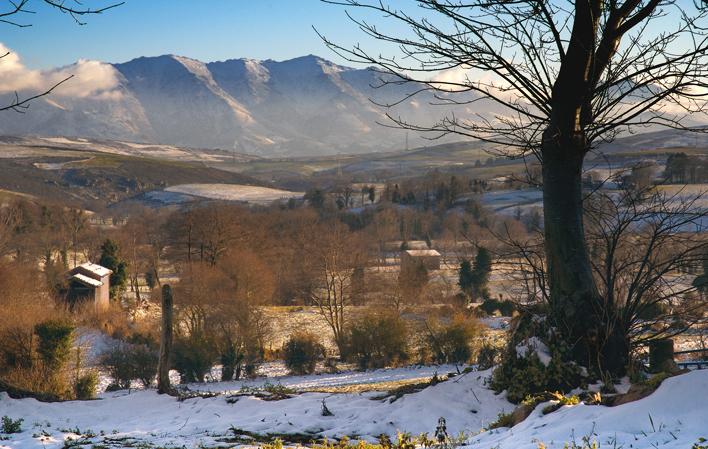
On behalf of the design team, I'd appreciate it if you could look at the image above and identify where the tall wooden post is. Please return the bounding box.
[157,284,174,394]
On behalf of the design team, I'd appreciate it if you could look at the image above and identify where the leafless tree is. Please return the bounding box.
[307,221,367,355]
[498,185,708,371]
[320,0,708,373]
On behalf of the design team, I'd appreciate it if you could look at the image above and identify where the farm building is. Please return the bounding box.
[401,249,441,271]
[66,262,112,311]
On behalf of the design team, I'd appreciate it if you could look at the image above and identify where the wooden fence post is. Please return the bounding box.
[158,284,174,394]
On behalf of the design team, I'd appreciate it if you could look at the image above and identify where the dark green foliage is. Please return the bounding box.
[283,332,325,375]
[74,371,98,400]
[144,270,156,290]
[458,248,493,301]
[348,314,409,369]
[664,153,708,184]
[304,188,325,209]
[34,320,74,370]
[470,247,492,300]
[1,416,23,434]
[491,313,584,403]
[487,412,514,430]
[425,318,479,364]
[100,344,158,389]
[458,259,474,298]
[479,298,516,317]
[98,239,128,299]
[173,335,217,383]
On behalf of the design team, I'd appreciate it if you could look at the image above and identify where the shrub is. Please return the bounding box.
[425,317,480,364]
[283,332,324,375]
[479,298,515,317]
[348,313,409,369]
[490,312,584,403]
[1,416,23,434]
[74,370,98,400]
[101,343,158,389]
[487,412,514,430]
[173,335,217,383]
[34,320,74,370]
[541,391,580,414]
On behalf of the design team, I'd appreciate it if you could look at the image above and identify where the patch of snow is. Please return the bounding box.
[479,317,511,330]
[165,183,303,203]
[515,336,552,366]
[41,137,91,145]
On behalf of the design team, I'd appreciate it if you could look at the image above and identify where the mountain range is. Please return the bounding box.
[0,54,459,157]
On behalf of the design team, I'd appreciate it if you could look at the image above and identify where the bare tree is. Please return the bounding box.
[320,0,708,373]
[498,185,708,371]
[307,221,367,355]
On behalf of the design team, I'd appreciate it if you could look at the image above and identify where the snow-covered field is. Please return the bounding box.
[186,364,463,394]
[1,368,706,449]
[164,183,303,203]
[481,189,543,215]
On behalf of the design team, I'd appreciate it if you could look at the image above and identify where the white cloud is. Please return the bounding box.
[0,43,121,99]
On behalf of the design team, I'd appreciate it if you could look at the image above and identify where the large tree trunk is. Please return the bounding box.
[542,132,599,368]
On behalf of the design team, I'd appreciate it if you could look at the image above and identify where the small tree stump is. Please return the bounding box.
[649,339,675,373]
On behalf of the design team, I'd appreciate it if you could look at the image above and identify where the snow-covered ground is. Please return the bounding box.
[0,368,509,449]
[472,369,708,449]
[186,364,464,394]
[1,369,706,449]
[164,184,303,203]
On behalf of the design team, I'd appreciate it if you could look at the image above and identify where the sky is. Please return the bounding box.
[0,0,407,69]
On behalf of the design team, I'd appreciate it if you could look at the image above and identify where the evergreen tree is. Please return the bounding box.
[471,246,492,300]
[304,188,326,210]
[458,259,475,299]
[99,239,128,300]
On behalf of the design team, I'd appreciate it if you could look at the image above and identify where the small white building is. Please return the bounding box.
[401,249,441,271]
[66,262,112,311]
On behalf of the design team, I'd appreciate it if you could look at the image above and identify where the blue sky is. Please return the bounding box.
[1,0,403,69]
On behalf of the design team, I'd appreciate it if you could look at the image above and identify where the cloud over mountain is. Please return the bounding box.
[0,44,121,99]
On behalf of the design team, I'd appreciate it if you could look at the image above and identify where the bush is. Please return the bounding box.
[479,298,515,317]
[487,411,514,430]
[1,416,23,434]
[34,320,74,370]
[490,313,584,403]
[347,314,409,369]
[74,370,98,400]
[283,332,324,375]
[173,335,217,383]
[101,343,158,389]
[425,317,480,364]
